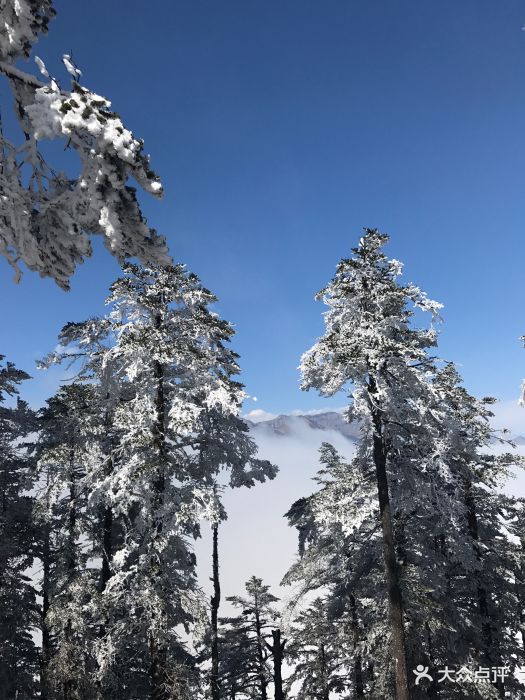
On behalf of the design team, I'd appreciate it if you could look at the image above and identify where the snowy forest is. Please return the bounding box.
[1,2,525,700]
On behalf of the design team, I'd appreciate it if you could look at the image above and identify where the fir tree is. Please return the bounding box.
[41,263,277,698]
[217,622,258,700]
[285,599,346,700]
[34,384,103,700]
[298,229,525,699]
[283,443,386,698]
[300,229,445,699]
[223,576,279,700]
[0,356,39,699]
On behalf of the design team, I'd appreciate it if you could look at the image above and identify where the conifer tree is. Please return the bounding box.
[0,356,39,699]
[300,229,446,699]
[217,621,258,699]
[223,576,279,700]
[298,230,525,699]
[283,443,386,698]
[34,384,103,700]
[430,364,524,693]
[41,263,277,698]
[285,599,346,700]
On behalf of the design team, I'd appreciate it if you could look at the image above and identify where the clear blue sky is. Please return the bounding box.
[1,0,524,413]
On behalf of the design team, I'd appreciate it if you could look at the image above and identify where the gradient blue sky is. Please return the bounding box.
[1,0,525,414]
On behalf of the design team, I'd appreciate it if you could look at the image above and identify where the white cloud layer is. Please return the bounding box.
[196,404,525,621]
[243,408,278,423]
[489,397,525,437]
[195,413,355,615]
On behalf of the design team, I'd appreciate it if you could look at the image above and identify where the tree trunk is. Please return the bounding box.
[464,479,506,698]
[100,408,115,593]
[369,374,410,700]
[210,522,221,700]
[254,602,268,700]
[40,474,52,700]
[62,451,77,700]
[349,594,364,697]
[519,537,525,663]
[96,413,115,699]
[270,629,285,700]
[41,522,51,700]
[319,644,330,700]
[464,478,493,658]
[150,327,169,700]
[100,503,113,590]
[67,450,76,576]
[150,636,168,700]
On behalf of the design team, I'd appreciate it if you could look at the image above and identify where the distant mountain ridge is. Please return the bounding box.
[245,411,525,446]
[245,411,361,441]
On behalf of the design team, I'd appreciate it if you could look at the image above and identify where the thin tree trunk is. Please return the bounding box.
[319,644,329,700]
[41,522,51,700]
[96,412,115,699]
[67,450,77,576]
[62,450,77,700]
[349,594,364,697]
[254,600,268,700]
[40,472,52,700]
[269,629,285,700]
[100,503,113,590]
[464,479,506,698]
[519,538,525,663]
[150,323,169,700]
[369,374,410,700]
[464,478,493,658]
[210,522,221,700]
[100,410,114,593]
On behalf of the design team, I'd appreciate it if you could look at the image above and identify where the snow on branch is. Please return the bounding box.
[0,0,170,289]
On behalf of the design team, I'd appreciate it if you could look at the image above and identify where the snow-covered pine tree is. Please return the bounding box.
[429,364,525,697]
[285,433,525,698]
[300,229,448,699]
[285,598,347,700]
[0,356,39,699]
[104,264,277,698]
[33,384,104,700]
[0,0,169,289]
[297,230,525,699]
[41,263,277,698]
[217,620,259,699]
[222,576,280,700]
[283,442,387,698]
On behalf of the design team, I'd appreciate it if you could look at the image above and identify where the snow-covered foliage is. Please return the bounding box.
[0,356,39,699]
[219,576,280,699]
[294,229,525,698]
[0,0,168,289]
[0,0,55,62]
[285,598,347,700]
[38,263,277,698]
[33,385,103,699]
[283,444,392,697]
